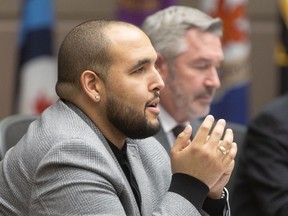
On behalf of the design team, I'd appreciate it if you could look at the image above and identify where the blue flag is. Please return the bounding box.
[15,0,57,114]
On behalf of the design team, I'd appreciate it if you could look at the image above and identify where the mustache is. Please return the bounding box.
[196,89,215,98]
[146,91,160,107]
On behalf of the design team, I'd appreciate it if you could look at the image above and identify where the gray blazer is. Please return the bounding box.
[0,100,201,216]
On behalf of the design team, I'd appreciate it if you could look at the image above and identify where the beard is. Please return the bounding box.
[167,66,215,119]
[106,94,160,139]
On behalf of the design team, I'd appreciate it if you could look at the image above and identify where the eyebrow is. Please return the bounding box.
[129,58,151,71]
[192,57,223,65]
[193,57,212,63]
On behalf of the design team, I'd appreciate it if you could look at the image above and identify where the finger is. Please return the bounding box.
[207,119,226,149]
[192,115,215,146]
[222,142,237,165]
[224,160,235,175]
[216,129,233,157]
[217,128,233,155]
[172,125,192,152]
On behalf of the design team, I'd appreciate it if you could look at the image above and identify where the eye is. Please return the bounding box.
[134,67,145,74]
[193,62,210,70]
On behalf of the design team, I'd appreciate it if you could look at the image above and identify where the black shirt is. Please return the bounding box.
[107,140,142,212]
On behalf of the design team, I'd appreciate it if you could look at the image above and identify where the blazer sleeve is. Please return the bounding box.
[29,138,130,215]
[240,111,288,215]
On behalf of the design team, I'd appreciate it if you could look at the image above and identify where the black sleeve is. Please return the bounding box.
[243,120,288,215]
[169,173,209,212]
[203,189,227,216]
[234,109,288,215]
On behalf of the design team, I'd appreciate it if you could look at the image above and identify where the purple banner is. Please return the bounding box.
[116,0,178,26]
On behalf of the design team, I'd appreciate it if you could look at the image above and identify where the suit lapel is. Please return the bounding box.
[191,119,201,138]
[154,126,171,153]
[127,143,152,216]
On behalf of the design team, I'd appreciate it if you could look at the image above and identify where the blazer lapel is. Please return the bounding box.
[127,143,152,216]
[191,119,201,138]
[154,126,171,153]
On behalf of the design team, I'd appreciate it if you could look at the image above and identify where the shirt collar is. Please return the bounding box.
[158,104,190,132]
[158,104,178,133]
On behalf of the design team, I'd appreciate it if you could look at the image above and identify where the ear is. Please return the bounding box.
[80,70,102,102]
[155,53,169,81]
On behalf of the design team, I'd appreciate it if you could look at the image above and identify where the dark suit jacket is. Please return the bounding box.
[231,94,288,216]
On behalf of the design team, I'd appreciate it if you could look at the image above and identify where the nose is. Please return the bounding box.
[204,67,221,89]
[150,67,165,92]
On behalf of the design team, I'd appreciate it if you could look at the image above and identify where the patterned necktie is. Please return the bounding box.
[172,124,193,139]
[172,125,186,137]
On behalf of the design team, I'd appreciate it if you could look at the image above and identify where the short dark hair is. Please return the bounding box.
[56,20,114,99]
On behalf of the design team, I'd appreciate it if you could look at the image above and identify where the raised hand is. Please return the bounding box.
[170,115,237,192]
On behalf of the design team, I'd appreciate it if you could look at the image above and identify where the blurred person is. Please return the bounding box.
[142,5,245,195]
[231,93,288,216]
[0,20,237,215]
[142,6,224,152]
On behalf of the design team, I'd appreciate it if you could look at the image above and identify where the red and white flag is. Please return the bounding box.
[15,0,58,115]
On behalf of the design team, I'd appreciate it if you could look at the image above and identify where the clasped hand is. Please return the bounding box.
[170,115,237,199]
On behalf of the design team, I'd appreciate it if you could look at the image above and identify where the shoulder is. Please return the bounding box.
[248,95,288,143]
[252,95,288,128]
[260,94,288,117]
[23,100,111,167]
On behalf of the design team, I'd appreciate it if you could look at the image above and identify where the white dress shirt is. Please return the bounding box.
[158,105,190,148]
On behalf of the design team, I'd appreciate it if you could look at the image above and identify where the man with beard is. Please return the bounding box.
[142,6,245,153]
[142,6,246,196]
[0,20,237,215]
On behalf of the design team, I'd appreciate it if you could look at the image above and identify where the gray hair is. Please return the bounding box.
[141,6,222,61]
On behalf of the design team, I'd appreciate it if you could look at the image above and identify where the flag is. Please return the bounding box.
[275,0,288,95]
[116,0,178,26]
[15,0,57,115]
[200,0,251,125]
